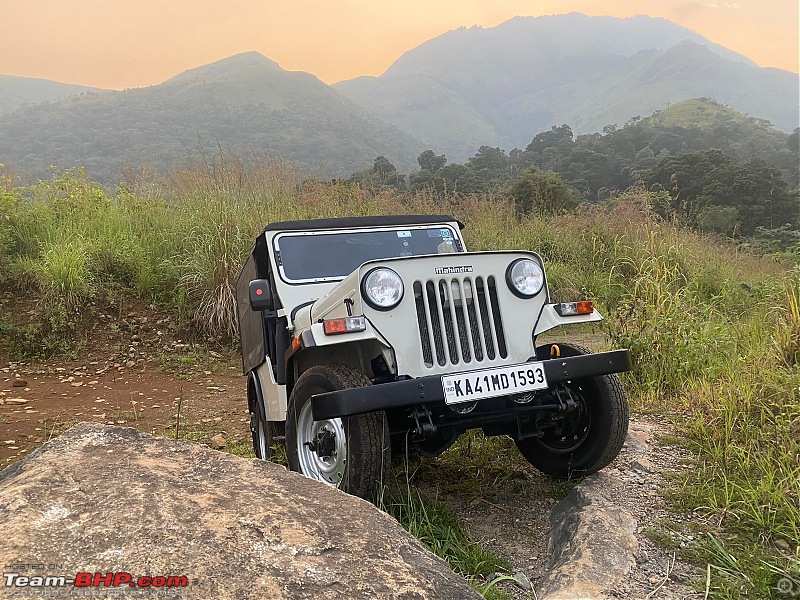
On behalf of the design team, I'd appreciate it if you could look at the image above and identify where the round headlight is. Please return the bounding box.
[506,258,544,298]
[362,268,404,310]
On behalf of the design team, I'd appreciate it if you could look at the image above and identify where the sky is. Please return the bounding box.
[0,0,797,90]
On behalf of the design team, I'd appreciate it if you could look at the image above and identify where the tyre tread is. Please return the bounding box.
[287,364,390,499]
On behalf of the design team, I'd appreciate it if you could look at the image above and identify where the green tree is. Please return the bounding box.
[509,167,580,216]
[646,150,798,236]
[417,150,447,173]
[468,146,509,174]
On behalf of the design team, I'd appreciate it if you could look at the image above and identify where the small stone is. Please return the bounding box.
[511,572,532,591]
[125,361,136,368]
[131,335,141,343]
[210,435,227,449]
[631,457,654,473]
[71,382,83,387]
[12,379,27,387]
[3,440,15,445]
[88,380,99,385]
[6,398,28,405]
[775,539,791,552]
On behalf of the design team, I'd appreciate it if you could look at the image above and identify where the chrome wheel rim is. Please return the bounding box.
[255,416,268,460]
[296,399,347,487]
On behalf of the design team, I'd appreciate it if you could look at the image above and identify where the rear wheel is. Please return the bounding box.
[286,365,390,499]
[516,343,628,479]
[248,374,284,460]
[251,412,284,460]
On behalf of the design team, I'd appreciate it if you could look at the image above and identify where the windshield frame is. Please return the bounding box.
[272,223,464,285]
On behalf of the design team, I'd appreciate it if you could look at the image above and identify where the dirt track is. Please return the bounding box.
[1,320,703,599]
[1,353,248,469]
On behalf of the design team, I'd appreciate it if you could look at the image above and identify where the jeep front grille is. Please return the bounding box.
[413,276,508,368]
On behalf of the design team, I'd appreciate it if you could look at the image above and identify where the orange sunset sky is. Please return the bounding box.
[1,0,798,90]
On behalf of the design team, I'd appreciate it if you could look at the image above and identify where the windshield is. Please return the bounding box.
[274,224,463,283]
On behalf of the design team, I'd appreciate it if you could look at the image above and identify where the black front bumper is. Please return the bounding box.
[311,349,632,420]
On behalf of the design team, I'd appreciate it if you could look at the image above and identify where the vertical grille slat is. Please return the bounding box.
[488,276,508,359]
[414,274,507,369]
[483,276,501,359]
[426,281,447,366]
[476,277,496,360]
[456,279,474,363]
[414,281,434,367]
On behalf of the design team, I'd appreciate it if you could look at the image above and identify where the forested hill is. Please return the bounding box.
[335,13,800,161]
[0,52,424,183]
[353,98,798,244]
[0,74,104,116]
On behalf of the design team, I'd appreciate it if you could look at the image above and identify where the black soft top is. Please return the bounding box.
[262,214,464,232]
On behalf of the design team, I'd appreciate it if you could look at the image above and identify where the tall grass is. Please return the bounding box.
[380,485,510,599]
[1,161,797,597]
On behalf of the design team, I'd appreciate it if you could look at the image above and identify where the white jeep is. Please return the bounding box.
[236,215,631,498]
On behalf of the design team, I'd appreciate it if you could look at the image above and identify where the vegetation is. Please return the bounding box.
[1,158,798,598]
[351,99,799,254]
[380,485,511,599]
[0,52,422,183]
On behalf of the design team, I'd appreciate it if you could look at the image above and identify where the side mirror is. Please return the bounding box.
[249,279,273,311]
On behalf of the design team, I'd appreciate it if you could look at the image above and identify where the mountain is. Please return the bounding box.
[0,52,425,182]
[334,13,799,160]
[0,74,105,116]
[496,40,800,141]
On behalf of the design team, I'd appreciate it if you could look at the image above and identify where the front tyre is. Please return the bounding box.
[516,343,629,479]
[286,365,390,499]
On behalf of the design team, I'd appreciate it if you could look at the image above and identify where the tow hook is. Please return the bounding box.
[554,385,578,413]
[411,406,437,440]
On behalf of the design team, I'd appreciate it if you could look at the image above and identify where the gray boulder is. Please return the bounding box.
[0,423,481,599]
[539,473,639,599]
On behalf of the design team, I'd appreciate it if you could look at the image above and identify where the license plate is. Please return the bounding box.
[442,362,548,405]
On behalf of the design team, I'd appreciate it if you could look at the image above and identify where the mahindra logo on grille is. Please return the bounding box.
[435,266,473,275]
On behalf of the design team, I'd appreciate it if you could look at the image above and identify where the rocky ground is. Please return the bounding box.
[414,415,705,599]
[0,306,705,599]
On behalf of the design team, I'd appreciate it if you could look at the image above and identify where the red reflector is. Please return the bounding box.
[323,319,348,335]
[256,288,263,296]
[576,301,594,315]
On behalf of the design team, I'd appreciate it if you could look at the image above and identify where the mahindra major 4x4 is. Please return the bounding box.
[236,215,632,498]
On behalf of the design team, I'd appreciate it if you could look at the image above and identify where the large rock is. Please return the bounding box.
[538,473,639,600]
[0,423,481,599]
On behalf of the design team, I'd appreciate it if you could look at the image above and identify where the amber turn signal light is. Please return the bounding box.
[554,301,594,316]
[322,315,367,335]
